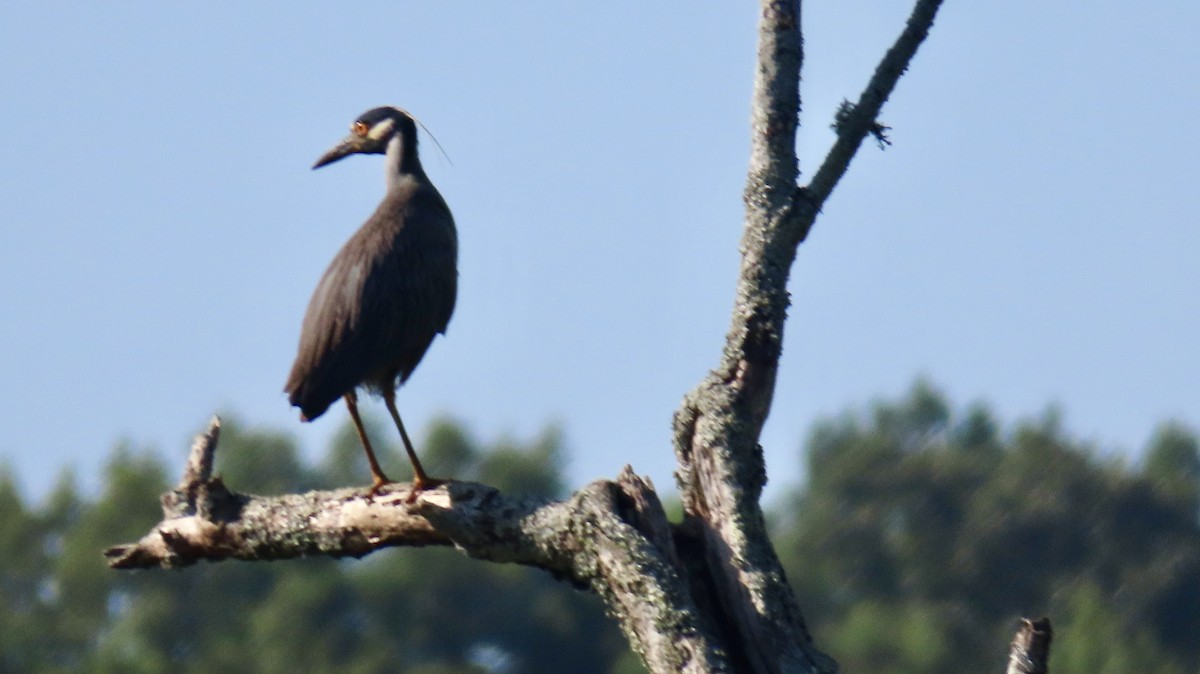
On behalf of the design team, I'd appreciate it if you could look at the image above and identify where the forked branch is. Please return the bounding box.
[670,1,944,673]
[110,2,951,672]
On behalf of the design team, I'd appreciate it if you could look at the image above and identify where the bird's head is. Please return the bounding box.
[312,107,417,169]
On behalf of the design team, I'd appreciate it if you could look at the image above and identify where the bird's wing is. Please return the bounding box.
[285,184,457,419]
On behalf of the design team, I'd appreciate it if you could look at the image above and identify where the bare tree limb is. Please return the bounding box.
[105,416,448,568]
[1006,618,1053,674]
[436,477,733,673]
[672,2,829,671]
[672,1,945,673]
[107,421,732,674]
[800,0,946,219]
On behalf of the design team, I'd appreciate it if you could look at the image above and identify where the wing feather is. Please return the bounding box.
[285,180,457,420]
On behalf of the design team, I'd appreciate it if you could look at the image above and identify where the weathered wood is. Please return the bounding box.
[106,420,731,673]
[670,1,945,672]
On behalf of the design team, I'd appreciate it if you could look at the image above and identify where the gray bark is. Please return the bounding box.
[670,1,945,672]
[107,418,732,673]
[108,2,948,672]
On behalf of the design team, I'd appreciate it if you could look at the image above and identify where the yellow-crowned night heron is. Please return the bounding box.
[285,106,457,494]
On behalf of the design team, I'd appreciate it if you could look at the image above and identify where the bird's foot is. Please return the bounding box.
[367,475,393,497]
[405,475,447,503]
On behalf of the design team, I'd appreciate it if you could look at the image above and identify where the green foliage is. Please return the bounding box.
[823,601,951,674]
[212,415,314,494]
[1143,421,1200,515]
[475,425,567,499]
[0,464,48,673]
[778,381,1200,674]
[1049,582,1185,674]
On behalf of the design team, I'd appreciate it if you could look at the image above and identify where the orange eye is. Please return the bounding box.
[351,121,369,137]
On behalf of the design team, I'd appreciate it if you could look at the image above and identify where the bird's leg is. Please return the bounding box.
[344,391,391,494]
[382,389,444,499]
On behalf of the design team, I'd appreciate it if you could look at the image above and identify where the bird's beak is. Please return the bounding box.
[312,135,365,170]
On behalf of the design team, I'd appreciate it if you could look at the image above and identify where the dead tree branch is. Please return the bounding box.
[110,2,949,672]
[801,0,946,222]
[107,418,732,673]
[670,1,944,673]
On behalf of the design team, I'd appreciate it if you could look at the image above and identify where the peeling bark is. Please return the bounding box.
[109,2,952,673]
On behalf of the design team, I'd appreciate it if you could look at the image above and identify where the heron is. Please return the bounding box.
[285,106,457,495]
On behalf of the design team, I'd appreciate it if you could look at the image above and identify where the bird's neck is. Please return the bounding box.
[385,132,426,189]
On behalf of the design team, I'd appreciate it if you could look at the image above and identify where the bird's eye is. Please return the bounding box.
[351,121,369,137]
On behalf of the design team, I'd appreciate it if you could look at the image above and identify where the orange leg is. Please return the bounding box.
[382,388,444,498]
[344,391,391,494]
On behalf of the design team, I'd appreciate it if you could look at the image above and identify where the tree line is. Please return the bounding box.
[2,381,1196,673]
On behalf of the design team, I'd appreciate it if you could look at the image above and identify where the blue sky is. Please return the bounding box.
[1,3,1196,503]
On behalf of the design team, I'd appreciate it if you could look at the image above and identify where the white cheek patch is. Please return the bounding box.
[368,117,396,140]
